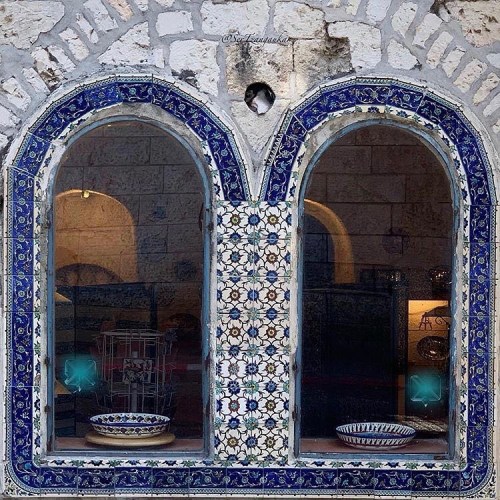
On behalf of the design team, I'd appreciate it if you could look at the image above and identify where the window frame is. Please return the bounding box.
[2,74,495,497]
[293,120,462,461]
[46,117,215,457]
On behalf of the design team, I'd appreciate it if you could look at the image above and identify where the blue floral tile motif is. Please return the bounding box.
[387,83,425,111]
[29,89,92,142]
[151,467,190,491]
[189,467,228,493]
[262,468,302,489]
[338,468,375,491]
[14,133,51,176]
[114,467,152,491]
[374,469,412,491]
[7,169,41,204]
[467,389,489,426]
[301,468,338,489]
[37,467,78,491]
[7,238,37,277]
[85,77,122,109]
[355,81,393,105]
[77,467,115,494]
[117,75,153,103]
[411,470,450,492]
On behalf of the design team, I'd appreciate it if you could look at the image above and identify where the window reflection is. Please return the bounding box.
[53,121,206,452]
[300,126,453,455]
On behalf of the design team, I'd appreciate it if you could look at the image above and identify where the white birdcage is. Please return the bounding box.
[96,329,176,415]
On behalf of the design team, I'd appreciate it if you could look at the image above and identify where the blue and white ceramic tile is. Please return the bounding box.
[2,75,497,496]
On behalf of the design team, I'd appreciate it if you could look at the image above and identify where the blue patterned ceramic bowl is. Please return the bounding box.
[90,413,170,439]
[336,422,416,450]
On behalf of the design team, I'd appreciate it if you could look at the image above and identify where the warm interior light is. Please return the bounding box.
[81,189,90,199]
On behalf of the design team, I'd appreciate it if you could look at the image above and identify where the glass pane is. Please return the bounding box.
[53,121,206,452]
[300,126,453,455]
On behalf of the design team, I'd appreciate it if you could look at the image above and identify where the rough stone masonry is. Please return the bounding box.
[0,0,499,164]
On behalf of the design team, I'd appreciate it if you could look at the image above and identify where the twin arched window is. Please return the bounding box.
[51,120,454,457]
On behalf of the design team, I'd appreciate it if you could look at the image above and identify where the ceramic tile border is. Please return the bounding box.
[1,75,497,497]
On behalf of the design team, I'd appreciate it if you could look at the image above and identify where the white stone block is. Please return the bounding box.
[0,104,19,128]
[441,46,465,77]
[346,0,361,15]
[59,28,90,61]
[0,1,64,49]
[426,31,453,68]
[76,13,99,43]
[493,119,500,135]
[366,0,392,23]
[453,59,487,93]
[133,0,148,11]
[487,53,500,69]
[201,0,269,36]
[0,133,8,150]
[107,0,134,20]
[274,1,325,39]
[225,42,292,95]
[48,46,76,72]
[473,73,500,105]
[170,40,219,96]
[391,2,417,36]
[446,0,500,47]
[156,11,193,36]
[98,22,151,65]
[155,0,175,6]
[1,78,31,111]
[413,13,442,48]
[387,40,418,70]
[84,0,118,32]
[483,93,500,117]
[31,47,65,88]
[22,68,49,94]
[328,21,381,70]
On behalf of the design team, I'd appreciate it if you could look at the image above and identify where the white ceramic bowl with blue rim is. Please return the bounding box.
[336,422,416,450]
[90,413,170,439]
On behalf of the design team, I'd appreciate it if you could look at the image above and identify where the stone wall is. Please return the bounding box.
[0,0,499,166]
[306,125,452,297]
[55,121,204,325]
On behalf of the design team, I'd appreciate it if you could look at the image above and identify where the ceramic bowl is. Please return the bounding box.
[336,422,416,450]
[90,413,170,439]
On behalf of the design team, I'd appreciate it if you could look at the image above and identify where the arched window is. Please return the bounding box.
[299,125,454,455]
[51,120,209,453]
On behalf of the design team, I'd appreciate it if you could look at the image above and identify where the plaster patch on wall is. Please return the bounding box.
[225,42,293,96]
